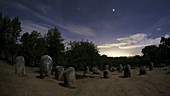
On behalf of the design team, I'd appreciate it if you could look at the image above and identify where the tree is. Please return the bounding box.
[66,40,100,76]
[8,17,21,63]
[159,36,170,64]
[20,31,46,66]
[0,13,5,58]
[141,45,158,66]
[0,13,21,63]
[45,27,64,68]
[20,32,30,65]
[0,14,11,59]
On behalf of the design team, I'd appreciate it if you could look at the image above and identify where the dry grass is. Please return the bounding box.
[0,60,170,96]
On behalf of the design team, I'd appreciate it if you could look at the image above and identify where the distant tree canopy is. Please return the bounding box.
[0,12,169,69]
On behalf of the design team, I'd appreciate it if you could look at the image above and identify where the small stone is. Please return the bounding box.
[118,64,123,73]
[149,62,154,70]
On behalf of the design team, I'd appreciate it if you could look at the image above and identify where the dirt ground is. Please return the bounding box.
[0,60,170,96]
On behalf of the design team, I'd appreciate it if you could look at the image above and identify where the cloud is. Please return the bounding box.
[21,20,50,35]
[164,34,170,38]
[97,43,126,48]
[99,50,133,57]
[156,28,162,31]
[62,24,96,37]
[35,4,53,15]
[13,2,96,38]
[98,33,166,49]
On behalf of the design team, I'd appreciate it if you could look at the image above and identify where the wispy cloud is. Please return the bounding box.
[13,2,96,37]
[98,33,167,49]
[13,2,30,10]
[62,24,96,37]
[97,43,126,48]
[21,20,50,35]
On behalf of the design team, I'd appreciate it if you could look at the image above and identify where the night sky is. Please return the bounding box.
[1,0,170,57]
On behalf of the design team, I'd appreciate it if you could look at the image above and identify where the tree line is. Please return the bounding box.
[0,13,170,70]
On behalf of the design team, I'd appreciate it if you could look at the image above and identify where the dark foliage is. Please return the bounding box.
[0,13,21,63]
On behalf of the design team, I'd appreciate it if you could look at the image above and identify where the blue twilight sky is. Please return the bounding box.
[0,0,170,57]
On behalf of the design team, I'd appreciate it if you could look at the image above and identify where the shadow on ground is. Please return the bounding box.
[76,74,95,79]
[166,71,170,75]
[58,83,67,87]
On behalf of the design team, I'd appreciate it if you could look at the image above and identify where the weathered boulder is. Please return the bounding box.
[15,56,25,76]
[149,62,154,70]
[103,70,109,78]
[55,66,64,81]
[39,55,53,79]
[139,66,147,75]
[63,67,76,88]
[92,67,101,74]
[124,64,131,77]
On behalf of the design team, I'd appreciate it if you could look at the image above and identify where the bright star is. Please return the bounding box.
[112,9,115,12]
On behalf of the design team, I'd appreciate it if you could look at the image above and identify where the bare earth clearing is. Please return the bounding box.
[0,60,170,96]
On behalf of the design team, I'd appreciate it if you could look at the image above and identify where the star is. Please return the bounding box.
[112,9,115,12]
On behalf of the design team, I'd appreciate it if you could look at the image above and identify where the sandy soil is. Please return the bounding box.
[0,60,170,96]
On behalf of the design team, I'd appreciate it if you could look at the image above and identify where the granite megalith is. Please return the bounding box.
[40,55,53,79]
[15,56,25,76]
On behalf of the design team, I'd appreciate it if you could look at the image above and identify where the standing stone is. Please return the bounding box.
[118,64,123,73]
[55,66,64,81]
[110,67,117,72]
[124,64,131,77]
[63,67,76,88]
[149,62,154,70]
[40,55,53,79]
[85,66,90,73]
[15,56,25,76]
[103,70,109,78]
[139,66,147,75]
[105,65,109,70]
[92,67,101,74]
